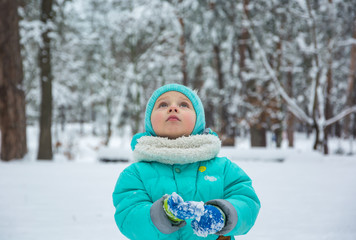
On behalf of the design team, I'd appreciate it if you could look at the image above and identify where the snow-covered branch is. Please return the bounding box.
[243,14,314,125]
[325,105,356,127]
[337,38,356,47]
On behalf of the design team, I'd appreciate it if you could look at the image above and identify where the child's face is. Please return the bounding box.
[151,91,196,139]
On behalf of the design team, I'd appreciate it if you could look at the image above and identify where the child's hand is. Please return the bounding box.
[163,192,205,222]
[191,205,225,237]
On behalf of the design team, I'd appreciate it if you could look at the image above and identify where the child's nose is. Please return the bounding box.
[168,106,178,113]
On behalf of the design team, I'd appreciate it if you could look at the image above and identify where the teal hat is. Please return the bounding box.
[144,83,206,136]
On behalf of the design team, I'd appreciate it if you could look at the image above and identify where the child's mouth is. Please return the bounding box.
[167,115,180,121]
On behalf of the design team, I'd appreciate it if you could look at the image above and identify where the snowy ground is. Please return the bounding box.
[1,125,356,240]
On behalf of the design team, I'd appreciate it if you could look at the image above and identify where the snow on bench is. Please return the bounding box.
[97,147,133,162]
[219,147,296,162]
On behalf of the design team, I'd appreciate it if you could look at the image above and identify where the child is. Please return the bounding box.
[112,84,260,240]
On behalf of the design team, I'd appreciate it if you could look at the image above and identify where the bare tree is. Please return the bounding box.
[0,0,27,161]
[37,0,54,160]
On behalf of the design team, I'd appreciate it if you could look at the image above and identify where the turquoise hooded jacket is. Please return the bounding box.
[113,84,260,239]
[112,134,260,240]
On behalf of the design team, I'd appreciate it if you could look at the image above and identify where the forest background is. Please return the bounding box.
[1,0,356,161]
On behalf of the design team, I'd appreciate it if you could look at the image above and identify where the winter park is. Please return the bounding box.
[1,1,356,240]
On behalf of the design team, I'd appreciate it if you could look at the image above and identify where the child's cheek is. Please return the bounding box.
[182,111,196,130]
[151,111,164,129]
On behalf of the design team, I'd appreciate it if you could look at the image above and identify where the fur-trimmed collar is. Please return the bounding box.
[133,134,221,165]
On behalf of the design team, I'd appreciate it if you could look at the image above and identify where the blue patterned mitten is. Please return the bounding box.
[191,205,225,237]
[164,192,205,222]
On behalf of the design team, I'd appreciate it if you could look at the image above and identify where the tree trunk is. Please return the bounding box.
[104,97,112,146]
[286,69,295,147]
[274,128,283,148]
[271,33,283,148]
[192,64,204,90]
[178,0,188,86]
[334,121,341,138]
[0,0,27,161]
[79,103,84,135]
[213,44,234,146]
[238,0,250,84]
[343,19,356,138]
[58,105,66,132]
[204,100,215,130]
[305,0,323,151]
[250,124,267,147]
[240,0,268,148]
[313,120,321,151]
[91,103,97,136]
[37,0,54,160]
[105,119,112,146]
[214,45,224,90]
[323,46,333,155]
[352,114,356,139]
[312,70,322,151]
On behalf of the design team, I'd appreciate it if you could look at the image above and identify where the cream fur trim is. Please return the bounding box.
[133,134,221,165]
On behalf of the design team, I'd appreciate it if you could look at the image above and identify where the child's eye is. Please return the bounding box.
[180,102,189,108]
[158,102,168,108]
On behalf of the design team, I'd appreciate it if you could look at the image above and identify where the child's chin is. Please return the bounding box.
[157,128,193,139]
[169,136,184,139]
[164,132,187,139]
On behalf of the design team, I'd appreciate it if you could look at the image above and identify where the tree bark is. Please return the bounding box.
[286,70,295,147]
[204,100,215,130]
[37,0,54,160]
[238,0,250,79]
[271,32,283,148]
[323,45,333,154]
[250,124,267,147]
[241,0,268,147]
[105,97,112,146]
[343,19,356,138]
[213,44,234,146]
[0,0,27,161]
[305,0,323,151]
[206,2,235,146]
[178,0,188,86]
